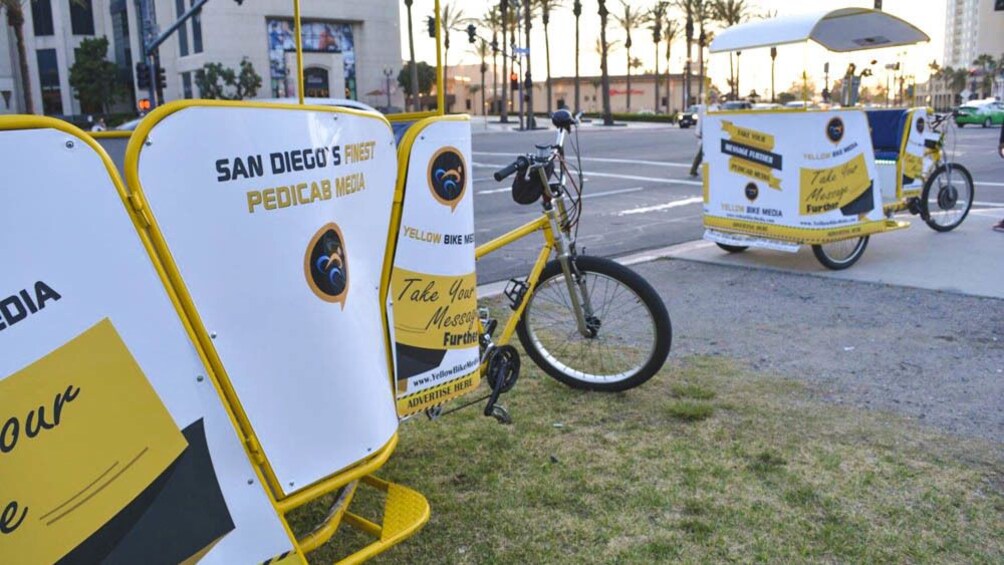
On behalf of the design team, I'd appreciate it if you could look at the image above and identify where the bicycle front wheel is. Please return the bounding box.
[516,255,671,392]
[922,162,974,232]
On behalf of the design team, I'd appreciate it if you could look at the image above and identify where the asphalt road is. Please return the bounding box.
[472,122,1004,284]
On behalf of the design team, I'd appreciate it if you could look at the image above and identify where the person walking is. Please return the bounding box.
[995,124,1004,232]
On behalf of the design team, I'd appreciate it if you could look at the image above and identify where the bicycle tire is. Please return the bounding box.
[515,255,671,392]
[921,162,974,232]
[811,237,869,270]
[716,243,748,253]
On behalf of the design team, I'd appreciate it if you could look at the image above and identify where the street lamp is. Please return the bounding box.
[382,67,394,110]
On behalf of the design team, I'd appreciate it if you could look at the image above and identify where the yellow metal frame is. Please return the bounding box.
[474,215,555,345]
[0,114,308,563]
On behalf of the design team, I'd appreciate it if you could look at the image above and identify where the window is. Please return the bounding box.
[69,0,95,35]
[175,0,189,56]
[37,49,63,115]
[191,0,203,53]
[31,0,55,36]
[182,72,193,99]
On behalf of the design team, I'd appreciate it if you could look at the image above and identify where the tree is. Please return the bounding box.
[664,20,678,114]
[69,37,120,114]
[648,2,669,114]
[695,0,711,102]
[613,0,644,111]
[484,5,503,114]
[398,61,437,105]
[195,59,263,100]
[573,0,583,113]
[438,2,469,112]
[474,38,490,115]
[675,0,697,107]
[1,1,32,113]
[500,0,510,122]
[404,0,420,111]
[973,53,997,97]
[539,0,562,115]
[524,0,537,127]
[712,0,751,99]
[598,0,614,125]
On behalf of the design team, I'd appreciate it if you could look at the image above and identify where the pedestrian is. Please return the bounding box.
[688,101,718,177]
[995,124,1004,232]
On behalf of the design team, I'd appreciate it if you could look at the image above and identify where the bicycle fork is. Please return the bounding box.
[546,207,597,338]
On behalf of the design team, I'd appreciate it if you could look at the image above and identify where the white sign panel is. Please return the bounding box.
[131,105,399,494]
[391,118,480,417]
[703,110,884,243]
[0,126,298,564]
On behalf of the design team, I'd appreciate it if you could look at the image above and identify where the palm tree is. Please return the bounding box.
[675,0,697,107]
[439,3,469,113]
[484,6,503,114]
[538,0,562,115]
[500,1,510,122]
[403,0,421,111]
[597,0,615,125]
[695,0,711,102]
[648,2,669,114]
[573,0,583,113]
[2,1,34,113]
[613,1,644,111]
[974,53,997,97]
[712,0,750,99]
[475,39,490,115]
[522,0,540,128]
[664,20,678,114]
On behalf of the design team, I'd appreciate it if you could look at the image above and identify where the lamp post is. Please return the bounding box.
[383,67,394,110]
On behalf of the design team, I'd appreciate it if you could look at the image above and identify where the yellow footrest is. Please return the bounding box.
[336,475,430,565]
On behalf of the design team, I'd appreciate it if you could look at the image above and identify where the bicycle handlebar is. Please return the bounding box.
[493,156,530,182]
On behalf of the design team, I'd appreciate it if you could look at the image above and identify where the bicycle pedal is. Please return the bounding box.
[488,404,513,425]
[504,278,530,311]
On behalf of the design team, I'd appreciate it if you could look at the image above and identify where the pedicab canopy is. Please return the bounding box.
[709,7,930,54]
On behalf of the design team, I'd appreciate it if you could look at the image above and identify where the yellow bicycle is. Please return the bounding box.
[476,109,672,396]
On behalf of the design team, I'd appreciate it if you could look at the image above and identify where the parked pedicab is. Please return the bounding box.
[701,8,974,270]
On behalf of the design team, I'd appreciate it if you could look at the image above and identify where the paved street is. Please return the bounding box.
[472,121,1004,284]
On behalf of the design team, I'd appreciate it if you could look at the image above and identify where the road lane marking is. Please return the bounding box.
[617,196,704,216]
[473,151,692,168]
[975,181,1004,187]
[477,187,511,195]
[473,161,702,187]
[581,187,644,199]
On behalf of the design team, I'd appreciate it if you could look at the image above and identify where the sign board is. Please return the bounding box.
[391,117,480,417]
[0,122,299,564]
[128,104,399,495]
[702,110,886,244]
[900,108,938,195]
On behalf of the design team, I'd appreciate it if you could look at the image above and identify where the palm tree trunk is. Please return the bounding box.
[736,52,740,99]
[574,12,581,113]
[684,17,693,108]
[729,54,734,98]
[444,43,450,112]
[654,41,660,113]
[524,4,534,128]
[698,27,705,102]
[544,20,553,114]
[665,41,672,114]
[599,1,613,125]
[500,1,509,123]
[626,46,632,111]
[492,48,498,115]
[6,6,34,114]
[406,2,419,111]
[481,64,486,115]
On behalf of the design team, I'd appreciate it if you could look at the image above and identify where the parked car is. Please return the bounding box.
[954,102,1004,128]
[721,100,753,110]
[678,105,700,128]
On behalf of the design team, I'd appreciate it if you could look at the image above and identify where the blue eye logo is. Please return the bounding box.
[826,117,844,144]
[427,147,467,211]
[305,223,349,306]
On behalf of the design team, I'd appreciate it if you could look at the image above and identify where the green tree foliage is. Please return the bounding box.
[398,61,437,97]
[194,59,262,100]
[68,36,120,114]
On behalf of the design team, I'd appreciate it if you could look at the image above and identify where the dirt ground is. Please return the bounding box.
[632,259,1004,459]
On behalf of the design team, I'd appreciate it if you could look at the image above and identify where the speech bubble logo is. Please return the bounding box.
[825,117,844,144]
[304,223,349,308]
[427,146,467,212]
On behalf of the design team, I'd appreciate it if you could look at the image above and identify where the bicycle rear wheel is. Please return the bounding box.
[921,163,974,232]
[516,255,671,392]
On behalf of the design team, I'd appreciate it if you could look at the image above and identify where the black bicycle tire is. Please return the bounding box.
[921,163,974,232]
[515,256,672,392]
[811,236,869,270]
[716,243,749,253]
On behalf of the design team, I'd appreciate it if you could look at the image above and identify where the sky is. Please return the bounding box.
[399,0,947,98]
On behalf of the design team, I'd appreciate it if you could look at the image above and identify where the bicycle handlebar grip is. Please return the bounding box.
[493,156,527,182]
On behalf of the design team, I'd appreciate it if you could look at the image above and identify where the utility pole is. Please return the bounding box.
[517,2,525,130]
[383,68,393,109]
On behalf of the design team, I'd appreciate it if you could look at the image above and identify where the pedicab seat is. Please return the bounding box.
[866,109,909,161]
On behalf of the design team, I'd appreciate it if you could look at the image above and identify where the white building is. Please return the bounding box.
[0,0,405,117]
[943,0,1004,69]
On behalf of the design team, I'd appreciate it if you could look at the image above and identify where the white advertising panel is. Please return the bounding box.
[703,110,885,244]
[901,108,938,194]
[0,125,299,564]
[390,118,480,417]
[130,105,399,494]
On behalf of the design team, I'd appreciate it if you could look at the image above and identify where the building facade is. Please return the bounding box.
[943,0,1004,69]
[0,0,404,118]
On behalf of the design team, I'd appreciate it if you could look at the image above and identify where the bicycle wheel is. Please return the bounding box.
[515,255,671,392]
[716,243,748,253]
[811,237,869,270]
[921,163,974,232]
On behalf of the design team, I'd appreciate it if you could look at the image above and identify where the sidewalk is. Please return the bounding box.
[469,114,678,133]
[620,206,1004,300]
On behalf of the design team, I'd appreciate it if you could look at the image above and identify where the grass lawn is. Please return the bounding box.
[288,355,1004,564]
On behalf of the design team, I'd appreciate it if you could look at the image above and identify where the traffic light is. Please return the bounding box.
[510,72,518,91]
[137,98,151,112]
[136,62,151,89]
[873,0,882,9]
[156,65,167,90]
[466,24,477,44]
[426,16,436,38]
